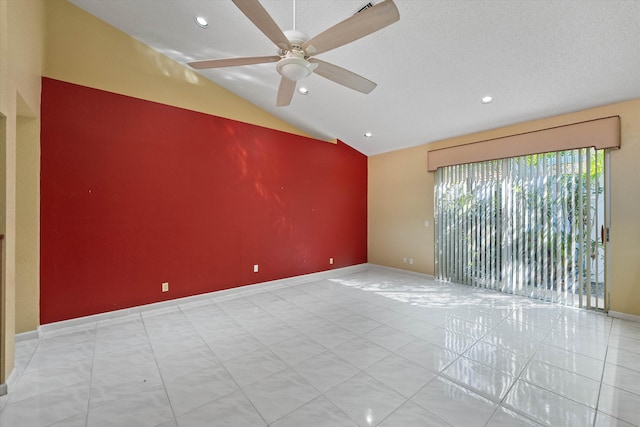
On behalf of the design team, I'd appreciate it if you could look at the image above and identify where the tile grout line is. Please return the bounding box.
[493,310,559,426]
[139,312,180,427]
[80,321,99,427]
[178,299,274,427]
[5,269,640,427]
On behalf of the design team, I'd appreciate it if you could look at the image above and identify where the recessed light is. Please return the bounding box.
[364,132,373,138]
[481,96,493,104]
[298,87,309,95]
[194,16,209,28]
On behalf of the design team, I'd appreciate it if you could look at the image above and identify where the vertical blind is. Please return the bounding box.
[435,148,606,310]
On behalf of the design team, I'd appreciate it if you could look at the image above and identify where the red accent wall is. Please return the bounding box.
[40,78,367,324]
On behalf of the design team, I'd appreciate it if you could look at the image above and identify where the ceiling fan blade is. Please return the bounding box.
[303,0,399,56]
[188,56,280,69]
[309,59,377,94]
[232,0,291,51]
[276,77,296,107]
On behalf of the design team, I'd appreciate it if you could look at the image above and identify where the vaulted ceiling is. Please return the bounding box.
[69,0,640,155]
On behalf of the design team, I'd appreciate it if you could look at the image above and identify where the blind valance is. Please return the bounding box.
[427,116,620,172]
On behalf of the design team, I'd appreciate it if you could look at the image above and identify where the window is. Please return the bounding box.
[435,148,607,311]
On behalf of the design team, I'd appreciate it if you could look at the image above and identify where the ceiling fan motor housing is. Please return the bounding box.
[283,30,310,48]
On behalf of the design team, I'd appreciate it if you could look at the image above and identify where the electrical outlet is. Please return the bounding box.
[409,258,414,265]
[403,257,407,263]
[161,282,169,292]
[424,220,429,227]
[253,264,259,273]
[329,257,334,265]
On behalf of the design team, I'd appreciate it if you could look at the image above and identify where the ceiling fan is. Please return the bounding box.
[188,0,400,107]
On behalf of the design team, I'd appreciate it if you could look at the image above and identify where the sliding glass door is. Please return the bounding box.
[435,148,608,311]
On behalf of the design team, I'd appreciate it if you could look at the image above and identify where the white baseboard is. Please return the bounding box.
[15,329,41,342]
[0,368,19,396]
[27,264,640,335]
[38,263,370,335]
[608,310,640,324]
[368,264,436,280]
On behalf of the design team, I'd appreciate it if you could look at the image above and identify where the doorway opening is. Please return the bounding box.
[435,148,608,311]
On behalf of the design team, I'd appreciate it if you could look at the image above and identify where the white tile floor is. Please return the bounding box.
[2,267,640,427]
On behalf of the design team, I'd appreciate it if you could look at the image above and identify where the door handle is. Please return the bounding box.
[601,225,609,244]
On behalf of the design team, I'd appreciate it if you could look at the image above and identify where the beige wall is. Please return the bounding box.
[368,145,434,274]
[16,114,40,334]
[44,0,327,142]
[369,98,640,316]
[0,0,44,385]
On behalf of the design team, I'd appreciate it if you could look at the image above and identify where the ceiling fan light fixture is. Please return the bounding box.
[276,52,316,81]
[194,16,209,28]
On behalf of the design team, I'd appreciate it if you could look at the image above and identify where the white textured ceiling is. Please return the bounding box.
[68,0,640,156]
